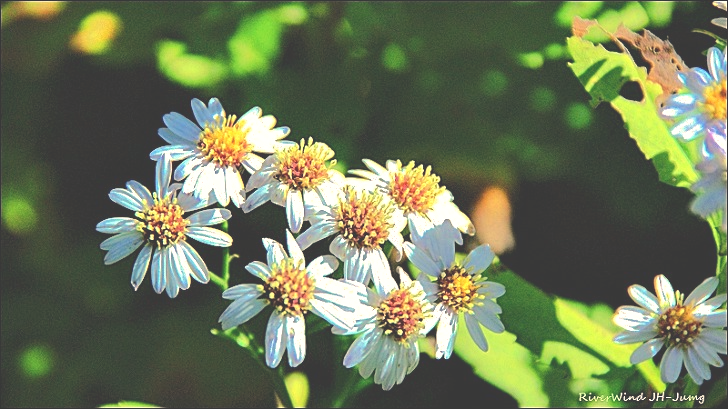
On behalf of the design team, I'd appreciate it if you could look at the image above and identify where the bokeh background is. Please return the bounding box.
[1,1,724,407]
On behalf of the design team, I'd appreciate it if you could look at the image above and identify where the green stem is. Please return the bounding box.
[209,271,227,291]
[221,220,231,284]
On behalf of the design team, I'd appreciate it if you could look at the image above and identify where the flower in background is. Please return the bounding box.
[296,186,406,292]
[660,47,726,146]
[348,159,475,247]
[96,153,233,298]
[243,137,345,233]
[150,98,292,208]
[713,1,726,29]
[219,231,367,368]
[613,275,727,385]
[339,268,437,390]
[690,127,727,231]
[403,220,505,359]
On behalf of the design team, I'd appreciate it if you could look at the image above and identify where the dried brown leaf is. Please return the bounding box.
[572,16,599,38]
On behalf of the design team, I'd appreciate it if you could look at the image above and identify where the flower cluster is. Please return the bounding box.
[660,47,727,231]
[97,97,506,391]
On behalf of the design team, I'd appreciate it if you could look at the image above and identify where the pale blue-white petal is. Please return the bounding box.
[286,190,305,234]
[103,232,144,265]
[296,222,336,251]
[175,155,204,181]
[671,116,706,142]
[630,338,664,364]
[684,277,719,307]
[151,248,167,294]
[613,328,658,344]
[285,230,305,265]
[660,346,684,384]
[691,337,724,367]
[156,153,173,198]
[245,261,272,280]
[224,167,246,208]
[465,313,488,352]
[100,229,141,251]
[686,346,710,384]
[700,328,727,354]
[435,308,458,359]
[286,316,307,367]
[187,226,233,247]
[660,94,697,118]
[344,329,380,368]
[463,244,495,274]
[96,217,139,234]
[130,244,153,290]
[654,275,676,308]
[163,112,202,141]
[158,127,194,146]
[362,159,390,178]
[328,235,348,258]
[479,281,506,299]
[220,298,267,330]
[699,310,727,328]
[169,244,191,291]
[186,208,231,227]
[210,167,229,207]
[265,312,287,368]
[191,98,215,128]
[613,306,656,331]
[149,145,195,162]
[370,249,396,296]
[242,183,272,213]
[628,284,660,314]
[178,240,209,283]
[344,247,369,284]
[208,98,224,117]
[306,255,339,278]
[473,304,505,333]
[242,153,265,176]
[263,238,287,266]
[222,283,261,301]
[403,242,441,277]
[270,182,288,207]
[126,181,154,205]
[109,188,144,212]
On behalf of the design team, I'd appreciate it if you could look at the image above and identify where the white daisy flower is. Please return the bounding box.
[295,185,406,293]
[339,268,437,391]
[613,274,727,385]
[149,97,292,208]
[242,137,345,233]
[403,220,505,359]
[96,153,233,298]
[218,230,368,368]
[348,159,475,247]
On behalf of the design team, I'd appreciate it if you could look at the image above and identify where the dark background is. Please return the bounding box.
[1,2,723,407]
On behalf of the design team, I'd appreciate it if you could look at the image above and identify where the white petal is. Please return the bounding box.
[109,188,144,212]
[613,306,656,331]
[225,167,246,208]
[101,232,144,264]
[245,261,272,280]
[222,283,261,300]
[306,255,339,278]
[286,230,305,264]
[654,275,676,308]
[630,338,664,364]
[465,313,488,352]
[370,249,396,296]
[435,308,458,359]
[169,244,191,292]
[131,244,153,290]
[186,226,233,247]
[126,181,154,205]
[151,248,167,294]
[263,238,287,266]
[473,304,505,333]
[242,153,265,175]
[96,217,139,234]
[242,183,273,213]
[178,240,209,283]
[265,313,287,368]
[296,222,336,251]
[220,298,268,330]
[286,190,305,234]
[463,244,495,274]
[191,98,216,127]
[286,316,307,367]
[660,346,684,384]
[344,329,380,368]
[684,277,719,307]
[403,242,442,277]
[163,112,202,141]
[613,329,659,344]
[628,285,661,314]
[186,208,231,227]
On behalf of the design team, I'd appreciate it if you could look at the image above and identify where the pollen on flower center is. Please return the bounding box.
[701,78,727,120]
[437,265,484,313]
[197,114,252,168]
[262,258,314,317]
[388,161,446,214]
[657,301,703,348]
[275,137,335,190]
[334,188,394,249]
[135,193,189,248]
[377,285,428,344]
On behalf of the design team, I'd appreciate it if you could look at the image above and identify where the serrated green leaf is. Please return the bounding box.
[566,35,699,189]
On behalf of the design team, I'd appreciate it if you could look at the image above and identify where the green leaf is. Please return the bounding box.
[156,40,228,88]
[566,35,699,189]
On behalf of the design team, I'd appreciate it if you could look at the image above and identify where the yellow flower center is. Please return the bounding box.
[388,161,446,215]
[701,78,727,121]
[197,114,252,168]
[657,295,703,348]
[377,284,429,344]
[262,258,315,317]
[334,188,395,250]
[437,265,484,314]
[275,138,335,190]
[135,194,189,248]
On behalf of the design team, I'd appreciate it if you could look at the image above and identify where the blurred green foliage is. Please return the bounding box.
[2,1,724,408]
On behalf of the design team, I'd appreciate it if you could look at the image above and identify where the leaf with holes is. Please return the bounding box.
[566,35,699,189]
